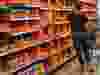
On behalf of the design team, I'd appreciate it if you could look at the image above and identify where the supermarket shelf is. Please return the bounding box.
[88,16,96,20]
[10,16,40,21]
[16,56,48,72]
[48,46,77,72]
[16,16,32,21]
[48,53,70,72]
[0,40,47,56]
[0,32,70,57]
[32,16,40,20]
[48,55,78,73]
[0,48,24,57]
[0,0,73,74]
[56,8,72,11]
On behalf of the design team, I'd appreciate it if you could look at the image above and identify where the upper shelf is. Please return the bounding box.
[0,31,71,57]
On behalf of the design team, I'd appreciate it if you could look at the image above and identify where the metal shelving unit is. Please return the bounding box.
[0,0,74,74]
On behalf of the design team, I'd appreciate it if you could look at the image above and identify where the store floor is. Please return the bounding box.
[51,63,96,75]
[49,57,96,75]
